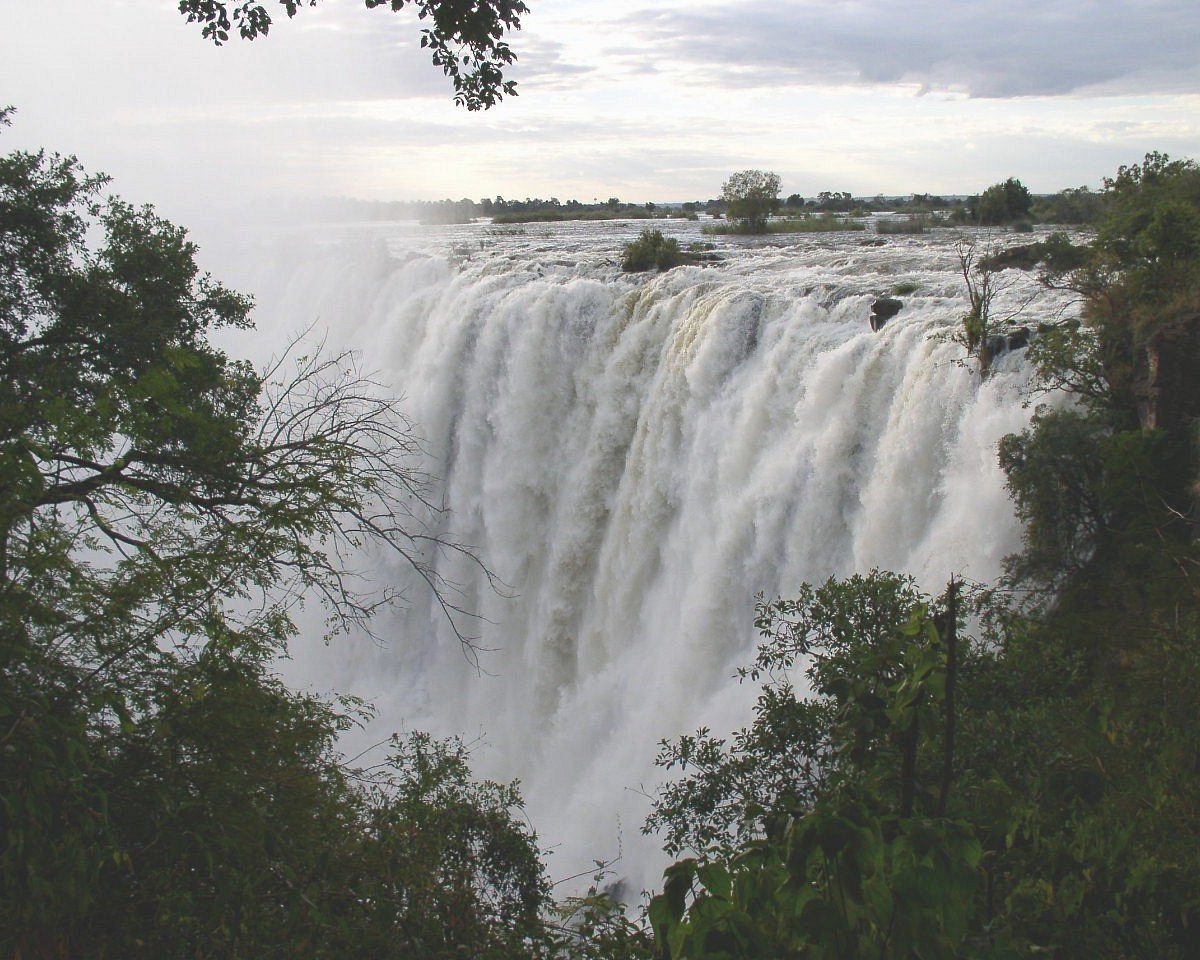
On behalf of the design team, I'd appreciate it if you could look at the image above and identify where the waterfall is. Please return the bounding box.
[230,221,1069,895]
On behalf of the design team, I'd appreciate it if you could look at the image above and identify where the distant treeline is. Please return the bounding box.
[297,185,1106,226]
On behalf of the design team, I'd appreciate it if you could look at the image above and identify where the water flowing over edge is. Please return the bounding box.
[227,223,1074,895]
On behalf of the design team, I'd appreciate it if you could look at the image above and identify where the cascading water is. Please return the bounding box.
[226,219,1073,895]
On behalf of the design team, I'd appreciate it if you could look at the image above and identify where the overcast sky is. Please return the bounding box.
[3,0,1199,219]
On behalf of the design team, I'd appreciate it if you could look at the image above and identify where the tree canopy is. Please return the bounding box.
[176,0,528,110]
[973,176,1033,226]
[720,170,782,233]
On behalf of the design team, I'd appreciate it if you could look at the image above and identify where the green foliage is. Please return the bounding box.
[552,866,656,960]
[621,229,685,273]
[648,573,956,850]
[0,122,552,958]
[703,216,865,236]
[977,154,1200,954]
[720,170,782,233]
[176,0,528,110]
[348,732,551,959]
[998,409,1181,589]
[649,804,981,960]
[1031,185,1104,225]
[953,239,999,364]
[875,216,927,235]
[4,630,551,958]
[974,177,1033,226]
[647,688,834,857]
[1090,153,1200,332]
[647,575,987,958]
[1008,152,1200,585]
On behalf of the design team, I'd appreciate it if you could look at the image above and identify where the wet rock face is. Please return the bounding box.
[870,297,903,331]
[1006,327,1031,351]
[978,327,1034,378]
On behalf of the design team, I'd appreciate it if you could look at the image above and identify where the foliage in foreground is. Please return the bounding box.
[0,112,550,959]
[176,0,528,110]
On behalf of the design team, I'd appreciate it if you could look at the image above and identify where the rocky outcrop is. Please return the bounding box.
[1006,327,1031,351]
[870,297,903,332]
[1134,313,1200,434]
[978,326,1033,378]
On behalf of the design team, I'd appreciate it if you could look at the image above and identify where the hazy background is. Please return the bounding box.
[3,0,1200,228]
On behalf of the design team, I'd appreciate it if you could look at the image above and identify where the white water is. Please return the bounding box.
[226,219,1072,896]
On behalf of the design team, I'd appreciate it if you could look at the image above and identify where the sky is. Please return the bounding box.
[2,0,1200,220]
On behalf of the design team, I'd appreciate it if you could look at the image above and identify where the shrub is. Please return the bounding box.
[876,216,927,235]
[703,216,865,236]
[621,229,684,272]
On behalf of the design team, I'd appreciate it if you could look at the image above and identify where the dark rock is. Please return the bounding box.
[978,243,1042,272]
[1134,312,1200,433]
[1006,327,1031,351]
[984,334,1009,357]
[870,297,903,332]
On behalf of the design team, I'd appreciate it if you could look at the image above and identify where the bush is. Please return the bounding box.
[621,229,684,272]
[702,216,865,236]
[876,216,927,235]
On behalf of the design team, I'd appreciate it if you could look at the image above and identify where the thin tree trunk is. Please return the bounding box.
[936,578,959,817]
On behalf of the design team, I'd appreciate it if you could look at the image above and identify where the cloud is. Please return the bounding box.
[613,0,1200,99]
[507,36,598,88]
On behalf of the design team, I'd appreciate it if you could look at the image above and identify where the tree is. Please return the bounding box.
[720,170,781,233]
[177,0,528,110]
[814,190,853,212]
[0,110,485,647]
[0,113,552,957]
[952,238,1039,377]
[646,573,959,853]
[1031,185,1104,225]
[646,575,982,959]
[996,153,1200,593]
[973,176,1033,226]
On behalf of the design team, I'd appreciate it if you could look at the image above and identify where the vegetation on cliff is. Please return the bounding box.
[645,153,1200,959]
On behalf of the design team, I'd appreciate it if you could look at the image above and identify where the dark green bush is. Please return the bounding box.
[876,216,927,235]
[621,229,684,272]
